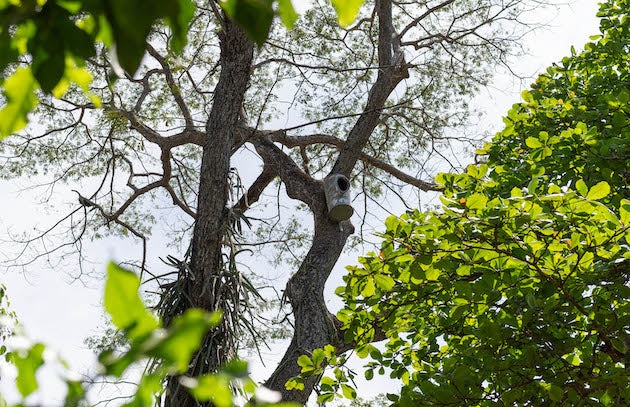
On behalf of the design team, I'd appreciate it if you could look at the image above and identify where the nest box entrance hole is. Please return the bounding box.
[337,177,349,192]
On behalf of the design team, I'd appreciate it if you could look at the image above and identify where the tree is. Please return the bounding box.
[333,1,630,404]
[0,0,549,405]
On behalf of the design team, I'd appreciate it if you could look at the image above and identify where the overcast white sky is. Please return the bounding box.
[0,1,603,405]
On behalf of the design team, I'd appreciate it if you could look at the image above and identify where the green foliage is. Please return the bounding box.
[484,0,630,207]
[8,343,45,398]
[329,0,363,26]
[0,283,17,354]
[0,0,195,77]
[0,0,363,139]
[0,68,38,139]
[3,262,294,407]
[105,262,160,341]
[286,344,363,403]
[0,0,195,139]
[221,0,362,46]
[329,1,630,405]
[338,186,630,405]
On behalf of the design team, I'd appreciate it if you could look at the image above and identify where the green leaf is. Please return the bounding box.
[104,262,159,340]
[64,380,85,407]
[187,374,232,407]
[9,343,46,398]
[222,359,249,378]
[385,215,399,232]
[285,378,305,391]
[317,392,335,403]
[565,354,581,366]
[525,137,543,148]
[312,348,325,367]
[165,0,197,52]
[426,268,440,281]
[369,346,382,360]
[435,173,448,185]
[148,309,217,373]
[599,389,614,405]
[466,193,488,210]
[620,199,630,225]
[526,293,537,308]
[356,344,369,358]
[0,30,18,75]
[330,0,363,26]
[27,4,68,92]
[61,19,96,61]
[297,354,314,368]
[361,276,375,297]
[31,50,64,94]
[220,0,274,47]
[575,179,588,197]
[129,374,162,406]
[527,177,539,194]
[586,181,610,200]
[456,265,471,276]
[341,383,357,400]
[374,274,395,291]
[549,384,563,401]
[612,111,626,128]
[0,68,39,139]
[107,0,156,74]
[467,164,488,179]
[277,0,298,28]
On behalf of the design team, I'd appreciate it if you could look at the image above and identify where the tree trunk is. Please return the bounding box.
[264,184,354,404]
[164,14,254,407]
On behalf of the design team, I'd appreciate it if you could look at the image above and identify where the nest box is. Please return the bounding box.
[324,174,354,222]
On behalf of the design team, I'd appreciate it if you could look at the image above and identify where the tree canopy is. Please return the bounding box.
[329,1,630,405]
[0,0,360,138]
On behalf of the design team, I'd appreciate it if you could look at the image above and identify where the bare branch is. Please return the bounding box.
[271,132,440,191]
[233,165,277,213]
[331,0,408,177]
[398,0,456,39]
[146,44,195,130]
[251,137,321,210]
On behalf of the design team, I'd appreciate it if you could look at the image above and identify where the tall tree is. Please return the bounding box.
[0,0,549,404]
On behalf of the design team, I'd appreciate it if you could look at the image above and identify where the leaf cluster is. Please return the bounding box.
[2,262,296,407]
[482,0,630,207]
[339,185,630,405]
[0,283,17,360]
[0,0,195,138]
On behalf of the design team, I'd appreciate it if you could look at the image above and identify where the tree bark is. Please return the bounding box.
[263,186,355,404]
[164,14,254,407]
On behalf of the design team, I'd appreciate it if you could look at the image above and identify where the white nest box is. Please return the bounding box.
[324,174,354,222]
